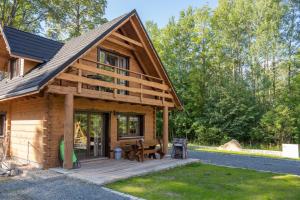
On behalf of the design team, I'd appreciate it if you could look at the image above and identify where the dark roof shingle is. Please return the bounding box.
[3,26,64,62]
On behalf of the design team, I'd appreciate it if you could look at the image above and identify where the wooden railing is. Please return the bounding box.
[50,59,174,107]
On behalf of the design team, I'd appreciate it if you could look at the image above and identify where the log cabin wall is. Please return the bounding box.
[0,102,10,157]
[9,96,47,168]
[46,94,156,168]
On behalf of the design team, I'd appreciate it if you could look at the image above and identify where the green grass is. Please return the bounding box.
[189,145,300,161]
[107,163,300,200]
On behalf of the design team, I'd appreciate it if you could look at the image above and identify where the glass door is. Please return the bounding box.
[89,113,105,157]
[74,112,88,159]
[74,112,106,159]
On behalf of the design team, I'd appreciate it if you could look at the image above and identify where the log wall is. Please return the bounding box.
[46,94,156,168]
[9,96,47,168]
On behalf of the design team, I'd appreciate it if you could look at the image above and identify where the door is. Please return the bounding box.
[74,112,107,159]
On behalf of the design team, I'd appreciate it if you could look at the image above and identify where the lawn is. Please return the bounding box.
[107,163,300,200]
[189,145,300,161]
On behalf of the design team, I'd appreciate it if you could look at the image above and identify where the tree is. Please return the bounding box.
[146,0,300,147]
[0,0,59,33]
[46,0,107,40]
[0,0,107,40]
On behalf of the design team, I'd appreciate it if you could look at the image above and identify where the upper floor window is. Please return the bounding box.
[0,113,6,137]
[98,49,129,95]
[9,58,21,79]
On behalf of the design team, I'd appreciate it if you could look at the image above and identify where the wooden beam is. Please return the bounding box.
[129,17,163,79]
[63,93,74,169]
[112,32,143,47]
[74,63,169,91]
[163,106,169,154]
[57,72,173,99]
[119,27,152,76]
[106,37,136,51]
[47,85,175,108]
[77,69,82,93]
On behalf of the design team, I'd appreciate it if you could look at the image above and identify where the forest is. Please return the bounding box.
[0,0,299,148]
[149,0,300,148]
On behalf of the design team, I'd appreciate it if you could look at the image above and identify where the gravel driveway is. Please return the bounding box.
[0,176,131,200]
[189,150,300,175]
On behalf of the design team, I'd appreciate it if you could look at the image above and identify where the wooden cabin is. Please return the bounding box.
[0,10,182,169]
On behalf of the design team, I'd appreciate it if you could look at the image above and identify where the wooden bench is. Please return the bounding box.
[136,139,165,162]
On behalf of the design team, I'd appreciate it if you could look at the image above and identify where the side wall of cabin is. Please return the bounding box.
[0,96,47,168]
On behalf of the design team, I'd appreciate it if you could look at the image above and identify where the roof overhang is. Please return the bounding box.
[0,26,11,55]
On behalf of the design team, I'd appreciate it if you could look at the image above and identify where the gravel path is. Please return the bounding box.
[189,150,300,175]
[0,175,131,200]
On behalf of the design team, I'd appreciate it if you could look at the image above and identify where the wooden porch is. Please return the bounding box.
[50,157,199,185]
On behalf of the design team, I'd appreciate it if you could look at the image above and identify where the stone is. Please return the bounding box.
[218,139,242,151]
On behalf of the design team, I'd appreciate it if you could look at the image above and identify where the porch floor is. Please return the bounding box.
[50,156,199,185]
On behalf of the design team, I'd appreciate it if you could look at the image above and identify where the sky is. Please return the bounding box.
[105,0,218,27]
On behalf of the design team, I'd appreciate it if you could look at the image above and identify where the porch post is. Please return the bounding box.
[63,93,74,169]
[163,106,169,154]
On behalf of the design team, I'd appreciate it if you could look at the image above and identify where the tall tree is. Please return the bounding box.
[147,0,300,146]
[46,0,107,40]
[0,0,59,33]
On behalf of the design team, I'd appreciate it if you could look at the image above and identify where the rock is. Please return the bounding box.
[218,139,242,151]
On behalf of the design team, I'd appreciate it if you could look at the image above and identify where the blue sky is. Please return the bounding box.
[105,0,218,27]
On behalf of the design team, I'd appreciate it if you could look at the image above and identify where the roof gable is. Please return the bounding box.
[0,10,182,109]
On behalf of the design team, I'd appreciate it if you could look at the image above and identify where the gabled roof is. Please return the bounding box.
[2,26,64,62]
[0,11,131,100]
[0,10,183,108]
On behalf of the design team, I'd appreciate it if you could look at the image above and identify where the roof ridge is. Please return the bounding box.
[3,26,64,45]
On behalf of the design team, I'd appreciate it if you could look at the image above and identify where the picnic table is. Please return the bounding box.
[120,139,165,162]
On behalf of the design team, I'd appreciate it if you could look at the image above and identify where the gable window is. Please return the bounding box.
[98,49,129,95]
[0,113,6,137]
[9,58,21,79]
[117,113,144,139]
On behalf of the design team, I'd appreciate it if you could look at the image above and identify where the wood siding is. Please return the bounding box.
[8,96,47,168]
[46,94,155,168]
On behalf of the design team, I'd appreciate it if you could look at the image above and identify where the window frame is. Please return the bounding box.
[117,113,144,140]
[97,48,130,95]
[0,113,6,137]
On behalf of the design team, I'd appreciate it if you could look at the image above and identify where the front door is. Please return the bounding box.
[74,112,108,160]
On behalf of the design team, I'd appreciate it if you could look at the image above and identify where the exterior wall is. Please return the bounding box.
[0,102,10,157]
[46,94,156,168]
[9,96,47,168]
[24,60,39,74]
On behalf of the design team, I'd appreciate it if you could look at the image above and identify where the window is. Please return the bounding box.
[117,113,143,139]
[98,49,129,95]
[0,114,6,137]
[9,58,21,79]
